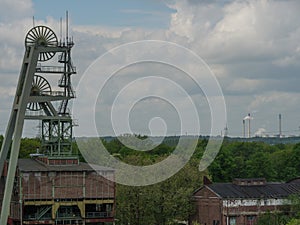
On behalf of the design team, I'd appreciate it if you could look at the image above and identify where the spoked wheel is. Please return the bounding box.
[27,75,52,111]
[25,26,58,61]
[27,102,42,111]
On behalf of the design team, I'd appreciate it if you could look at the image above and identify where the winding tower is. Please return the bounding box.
[0,24,77,223]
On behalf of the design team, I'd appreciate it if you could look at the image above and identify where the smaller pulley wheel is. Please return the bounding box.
[27,75,52,111]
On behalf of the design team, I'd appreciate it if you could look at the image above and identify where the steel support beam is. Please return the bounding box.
[0,46,39,224]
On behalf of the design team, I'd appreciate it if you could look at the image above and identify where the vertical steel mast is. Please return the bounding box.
[0,23,76,223]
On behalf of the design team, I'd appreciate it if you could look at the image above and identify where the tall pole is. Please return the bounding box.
[248,113,251,138]
[279,114,282,138]
[243,119,245,138]
[66,11,69,43]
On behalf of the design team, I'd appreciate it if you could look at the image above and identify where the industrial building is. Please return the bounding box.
[191,177,300,225]
[1,157,115,225]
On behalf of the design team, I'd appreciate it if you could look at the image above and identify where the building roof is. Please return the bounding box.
[207,182,300,199]
[287,177,300,184]
[18,158,114,172]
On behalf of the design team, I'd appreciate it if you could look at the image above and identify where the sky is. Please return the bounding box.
[1,0,300,137]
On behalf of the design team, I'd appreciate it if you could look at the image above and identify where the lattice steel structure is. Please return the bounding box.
[0,25,77,224]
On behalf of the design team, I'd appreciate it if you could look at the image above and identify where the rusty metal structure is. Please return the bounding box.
[0,18,115,225]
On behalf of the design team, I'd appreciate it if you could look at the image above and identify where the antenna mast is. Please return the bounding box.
[66,11,69,44]
[60,17,63,44]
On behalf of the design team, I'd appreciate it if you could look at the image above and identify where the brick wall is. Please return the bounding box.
[191,187,222,225]
[21,170,115,200]
[192,186,290,225]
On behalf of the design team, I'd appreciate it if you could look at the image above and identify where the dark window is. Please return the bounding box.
[213,220,220,225]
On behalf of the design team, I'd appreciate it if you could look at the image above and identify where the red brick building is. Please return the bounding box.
[191,178,300,225]
[0,157,115,225]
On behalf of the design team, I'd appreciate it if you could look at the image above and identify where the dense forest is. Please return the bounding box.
[1,135,300,224]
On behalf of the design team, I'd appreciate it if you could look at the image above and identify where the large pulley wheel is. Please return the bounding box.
[27,75,52,111]
[25,26,58,61]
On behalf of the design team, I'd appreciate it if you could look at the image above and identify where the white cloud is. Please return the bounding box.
[0,0,33,21]
[1,0,300,137]
[0,86,15,97]
[227,78,263,94]
[272,55,300,67]
[164,0,300,136]
[249,92,300,111]
[168,0,300,66]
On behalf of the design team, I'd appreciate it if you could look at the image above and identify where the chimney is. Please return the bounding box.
[248,113,251,138]
[279,114,282,138]
[203,176,212,185]
[243,119,245,138]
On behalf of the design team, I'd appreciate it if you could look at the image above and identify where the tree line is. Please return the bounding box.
[1,135,300,224]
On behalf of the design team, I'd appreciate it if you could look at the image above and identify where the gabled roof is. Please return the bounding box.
[207,181,300,199]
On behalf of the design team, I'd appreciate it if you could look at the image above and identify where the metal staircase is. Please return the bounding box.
[59,99,69,115]
[36,206,52,220]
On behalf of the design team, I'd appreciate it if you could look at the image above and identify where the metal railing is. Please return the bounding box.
[32,90,75,97]
[36,65,76,73]
[86,211,113,218]
[42,91,65,96]
[25,110,44,116]
[55,219,83,225]
[56,212,81,219]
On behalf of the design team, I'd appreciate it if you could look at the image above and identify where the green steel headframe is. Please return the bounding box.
[0,25,77,224]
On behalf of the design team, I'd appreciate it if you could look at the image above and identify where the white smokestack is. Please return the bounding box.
[248,113,251,138]
[243,119,245,138]
[243,113,253,138]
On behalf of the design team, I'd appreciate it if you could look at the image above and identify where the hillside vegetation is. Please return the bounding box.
[1,136,300,224]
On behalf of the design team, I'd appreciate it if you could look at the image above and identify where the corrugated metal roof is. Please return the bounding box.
[18,159,114,172]
[208,182,300,199]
